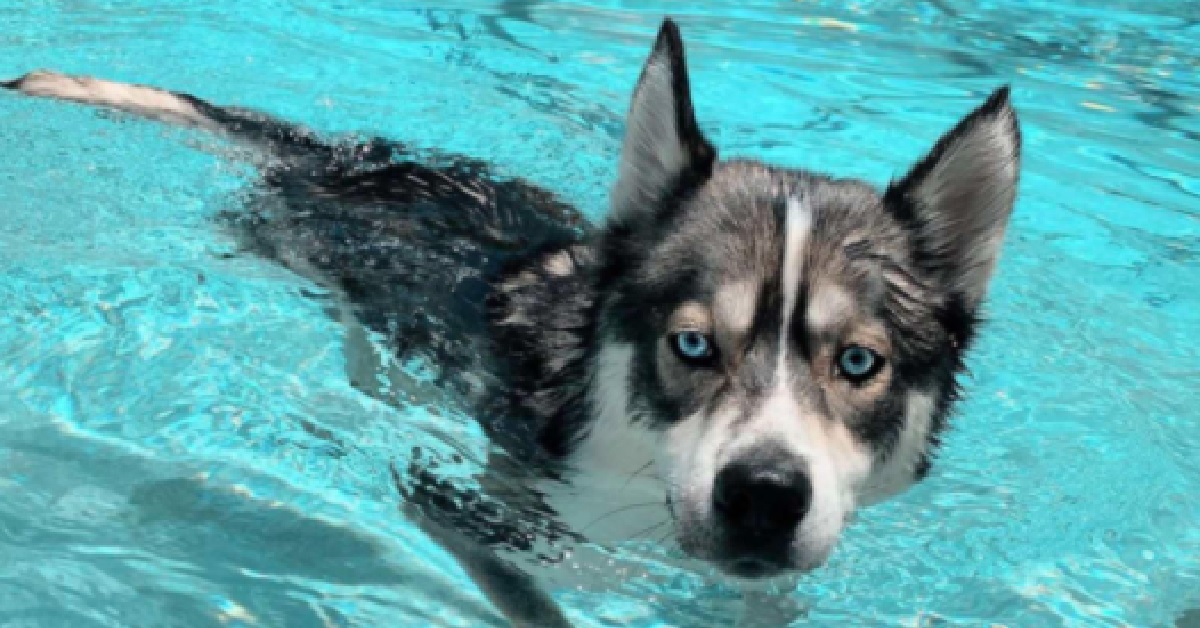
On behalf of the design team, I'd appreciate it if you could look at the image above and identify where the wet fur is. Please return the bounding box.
[4,17,1020,627]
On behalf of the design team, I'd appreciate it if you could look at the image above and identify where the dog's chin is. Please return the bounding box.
[673,509,838,582]
[678,539,827,583]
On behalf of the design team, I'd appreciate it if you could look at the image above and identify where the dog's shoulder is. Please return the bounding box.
[486,239,600,457]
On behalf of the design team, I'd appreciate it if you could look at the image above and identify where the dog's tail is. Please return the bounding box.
[3,70,328,158]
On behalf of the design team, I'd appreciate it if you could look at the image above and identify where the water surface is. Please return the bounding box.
[1,1,1197,626]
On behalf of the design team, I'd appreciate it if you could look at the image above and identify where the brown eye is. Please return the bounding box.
[837,345,883,383]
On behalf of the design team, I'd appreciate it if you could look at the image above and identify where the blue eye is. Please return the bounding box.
[671,330,715,364]
[838,345,882,382]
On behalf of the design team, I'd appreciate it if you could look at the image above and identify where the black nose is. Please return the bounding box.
[713,460,812,538]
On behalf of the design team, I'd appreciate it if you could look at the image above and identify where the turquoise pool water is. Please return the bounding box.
[1,1,1197,626]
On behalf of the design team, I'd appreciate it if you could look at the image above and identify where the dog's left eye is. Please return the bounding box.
[837,345,883,382]
[670,330,715,364]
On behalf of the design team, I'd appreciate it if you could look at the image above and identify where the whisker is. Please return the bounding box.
[619,460,654,490]
[629,518,672,541]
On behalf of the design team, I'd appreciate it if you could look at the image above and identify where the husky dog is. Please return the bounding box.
[5,17,1019,627]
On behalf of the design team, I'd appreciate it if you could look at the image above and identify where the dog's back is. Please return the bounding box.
[241,142,588,389]
[3,71,589,394]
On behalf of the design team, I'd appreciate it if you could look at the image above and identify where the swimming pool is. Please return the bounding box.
[1,0,1197,626]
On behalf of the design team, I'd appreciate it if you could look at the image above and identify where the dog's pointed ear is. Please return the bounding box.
[610,18,716,223]
[886,86,1021,313]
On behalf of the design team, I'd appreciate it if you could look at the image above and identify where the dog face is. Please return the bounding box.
[589,20,1019,578]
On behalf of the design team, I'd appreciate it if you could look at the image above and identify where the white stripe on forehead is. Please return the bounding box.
[777,195,813,375]
[777,194,816,377]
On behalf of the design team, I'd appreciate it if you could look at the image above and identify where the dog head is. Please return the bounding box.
[590,19,1020,578]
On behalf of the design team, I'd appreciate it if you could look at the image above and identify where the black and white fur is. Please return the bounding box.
[4,17,1020,626]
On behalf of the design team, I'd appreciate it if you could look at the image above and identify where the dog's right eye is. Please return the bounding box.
[836,345,884,383]
[670,331,716,366]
